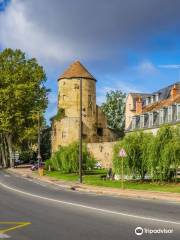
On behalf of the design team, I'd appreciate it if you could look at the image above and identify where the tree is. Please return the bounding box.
[49,142,96,173]
[149,125,180,182]
[113,131,154,180]
[101,90,126,135]
[0,48,49,167]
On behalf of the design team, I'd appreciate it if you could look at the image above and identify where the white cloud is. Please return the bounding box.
[136,60,158,75]
[0,0,77,65]
[158,64,180,69]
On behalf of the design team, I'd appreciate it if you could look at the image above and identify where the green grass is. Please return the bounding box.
[45,170,180,193]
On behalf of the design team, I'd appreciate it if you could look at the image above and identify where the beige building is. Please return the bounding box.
[52,61,118,153]
[125,82,180,134]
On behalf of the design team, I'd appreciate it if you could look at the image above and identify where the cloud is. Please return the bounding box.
[1,0,180,66]
[158,64,180,69]
[136,60,158,75]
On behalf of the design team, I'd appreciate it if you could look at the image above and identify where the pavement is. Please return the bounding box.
[0,169,180,239]
[7,167,180,203]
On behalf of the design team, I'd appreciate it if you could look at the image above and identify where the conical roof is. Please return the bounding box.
[58,61,96,81]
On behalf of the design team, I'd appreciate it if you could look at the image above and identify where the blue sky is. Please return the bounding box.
[1,0,180,123]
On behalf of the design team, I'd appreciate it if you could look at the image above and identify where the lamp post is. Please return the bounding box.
[79,78,83,183]
[37,111,42,168]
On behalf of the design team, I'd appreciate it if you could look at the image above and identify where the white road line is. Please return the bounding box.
[0,182,180,226]
[0,233,10,238]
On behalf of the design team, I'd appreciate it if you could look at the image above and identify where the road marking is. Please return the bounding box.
[0,182,180,226]
[0,222,31,234]
[0,233,10,238]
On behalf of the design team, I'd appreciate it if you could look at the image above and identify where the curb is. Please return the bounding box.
[5,169,180,203]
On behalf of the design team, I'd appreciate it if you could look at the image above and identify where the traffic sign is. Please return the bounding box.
[119,148,127,157]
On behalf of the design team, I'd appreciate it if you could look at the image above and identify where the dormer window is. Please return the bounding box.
[145,97,150,105]
[155,93,159,102]
[151,95,154,104]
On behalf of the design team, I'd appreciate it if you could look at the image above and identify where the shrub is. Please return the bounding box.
[48,142,96,173]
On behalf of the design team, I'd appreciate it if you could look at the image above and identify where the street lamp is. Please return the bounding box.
[37,111,42,168]
[79,78,83,183]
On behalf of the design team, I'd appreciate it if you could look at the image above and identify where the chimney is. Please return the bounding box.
[136,97,143,114]
[170,84,177,100]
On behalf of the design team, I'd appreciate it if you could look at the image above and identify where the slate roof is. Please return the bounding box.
[129,82,180,113]
[58,61,96,81]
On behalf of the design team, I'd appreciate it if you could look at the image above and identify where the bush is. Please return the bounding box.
[48,142,96,173]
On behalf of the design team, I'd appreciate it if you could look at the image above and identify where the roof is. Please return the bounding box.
[58,61,96,81]
[143,94,180,113]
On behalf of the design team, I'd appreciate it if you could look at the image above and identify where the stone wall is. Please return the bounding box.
[87,142,117,169]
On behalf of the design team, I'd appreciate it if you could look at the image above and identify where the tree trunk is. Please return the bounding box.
[6,134,14,168]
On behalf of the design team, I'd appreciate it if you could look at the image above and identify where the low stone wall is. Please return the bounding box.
[87,142,117,169]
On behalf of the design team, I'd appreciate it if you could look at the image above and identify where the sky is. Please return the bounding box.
[1,0,180,123]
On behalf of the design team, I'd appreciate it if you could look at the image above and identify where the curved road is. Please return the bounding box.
[0,170,180,239]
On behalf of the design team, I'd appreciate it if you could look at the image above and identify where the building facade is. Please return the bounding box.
[125,82,180,134]
[52,61,118,153]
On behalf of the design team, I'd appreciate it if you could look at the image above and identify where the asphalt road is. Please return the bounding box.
[0,170,180,240]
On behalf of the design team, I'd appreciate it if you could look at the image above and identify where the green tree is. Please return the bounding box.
[113,132,154,180]
[149,125,180,182]
[0,48,49,167]
[101,90,126,135]
[49,142,96,173]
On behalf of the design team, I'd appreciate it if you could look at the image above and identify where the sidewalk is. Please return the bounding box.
[7,167,180,203]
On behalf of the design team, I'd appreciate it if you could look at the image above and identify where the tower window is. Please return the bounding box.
[97,128,103,136]
[74,83,79,89]
[88,95,92,107]
[62,131,67,138]
[63,95,66,101]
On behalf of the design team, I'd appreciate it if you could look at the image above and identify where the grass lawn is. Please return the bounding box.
[45,170,180,193]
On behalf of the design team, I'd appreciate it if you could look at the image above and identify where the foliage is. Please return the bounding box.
[113,125,180,182]
[52,108,65,121]
[113,131,153,180]
[0,48,49,167]
[101,90,126,135]
[148,125,180,182]
[40,126,51,161]
[47,142,96,173]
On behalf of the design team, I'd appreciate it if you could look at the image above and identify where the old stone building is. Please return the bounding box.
[125,82,180,134]
[52,61,118,153]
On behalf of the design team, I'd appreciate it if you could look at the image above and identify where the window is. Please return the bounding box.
[151,96,154,104]
[63,95,66,101]
[159,109,164,124]
[155,93,159,102]
[145,97,150,105]
[177,104,180,121]
[62,131,67,139]
[132,117,136,129]
[149,113,153,128]
[88,95,92,107]
[168,106,173,122]
[97,128,103,136]
[74,83,79,89]
[140,115,144,128]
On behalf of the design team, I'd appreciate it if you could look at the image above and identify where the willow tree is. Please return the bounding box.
[0,48,49,167]
[113,131,153,180]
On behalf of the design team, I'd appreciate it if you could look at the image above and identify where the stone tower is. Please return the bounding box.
[52,61,118,152]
